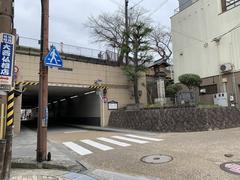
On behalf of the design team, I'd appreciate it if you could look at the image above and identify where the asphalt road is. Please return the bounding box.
[47,126,240,180]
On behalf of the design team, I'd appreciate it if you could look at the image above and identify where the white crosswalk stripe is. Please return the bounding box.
[63,142,92,155]
[111,136,149,144]
[125,134,163,142]
[63,134,164,156]
[97,137,131,147]
[81,139,114,151]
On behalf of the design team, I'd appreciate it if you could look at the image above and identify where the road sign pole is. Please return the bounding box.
[37,0,49,162]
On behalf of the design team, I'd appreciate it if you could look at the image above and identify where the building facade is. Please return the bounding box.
[172,0,240,105]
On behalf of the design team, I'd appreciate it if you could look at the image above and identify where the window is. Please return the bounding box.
[200,84,218,95]
[222,0,240,12]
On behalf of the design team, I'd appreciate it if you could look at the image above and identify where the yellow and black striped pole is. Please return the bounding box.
[6,89,14,127]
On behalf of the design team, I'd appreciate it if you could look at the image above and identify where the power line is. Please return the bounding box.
[108,0,122,7]
[148,0,169,17]
[159,24,205,43]
[130,0,144,9]
[216,23,240,39]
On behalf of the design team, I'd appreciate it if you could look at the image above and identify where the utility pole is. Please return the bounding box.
[0,0,15,179]
[37,0,49,162]
[125,0,129,64]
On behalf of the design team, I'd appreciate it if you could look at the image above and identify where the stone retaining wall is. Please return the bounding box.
[109,107,240,132]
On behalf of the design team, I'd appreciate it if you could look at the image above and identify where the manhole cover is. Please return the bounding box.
[141,154,173,164]
[220,162,240,175]
[11,175,58,180]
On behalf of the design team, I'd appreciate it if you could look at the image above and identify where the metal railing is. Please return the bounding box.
[226,0,240,10]
[174,0,199,14]
[17,36,118,62]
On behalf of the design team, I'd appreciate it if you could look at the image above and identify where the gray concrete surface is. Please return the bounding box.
[12,126,240,179]
[12,127,85,171]
[48,126,240,180]
[11,169,95,180]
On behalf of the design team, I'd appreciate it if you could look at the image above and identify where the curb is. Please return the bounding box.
[11,158,87,172]
[64,124,133,133]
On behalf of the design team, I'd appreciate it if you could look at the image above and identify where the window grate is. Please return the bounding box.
[222,0,240,12]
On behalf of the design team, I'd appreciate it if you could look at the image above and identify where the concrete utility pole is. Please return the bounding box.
[125,0,129,64]
[0,0,15,179]
[37,0,49,162]
[0,0,13,33]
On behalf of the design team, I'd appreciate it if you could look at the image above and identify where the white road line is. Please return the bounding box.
[112,136,149,144]
[125,134,164,142]
[81,139,114,151]
[64,130,86,134]
[97,137,131,147]
[63,142,92,156]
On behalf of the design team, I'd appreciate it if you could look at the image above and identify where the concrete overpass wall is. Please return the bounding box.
[14,47,148,133]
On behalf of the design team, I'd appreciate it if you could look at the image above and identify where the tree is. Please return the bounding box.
[123,22,153,104]
[88,8,148,64]
[149,26,172,64]
[87,7,172,104]
[166,84,182,97]
[178,74,202,90]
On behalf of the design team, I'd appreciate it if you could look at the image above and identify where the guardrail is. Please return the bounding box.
[17,36,118,62]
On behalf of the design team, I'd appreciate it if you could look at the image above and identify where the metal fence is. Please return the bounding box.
[226,0,240,10]
[17,36,118,62]
[174,0,199,14]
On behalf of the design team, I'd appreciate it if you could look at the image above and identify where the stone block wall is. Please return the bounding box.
[109,107,240,132]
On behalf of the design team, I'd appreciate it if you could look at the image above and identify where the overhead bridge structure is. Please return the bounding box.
[13,46,147,134]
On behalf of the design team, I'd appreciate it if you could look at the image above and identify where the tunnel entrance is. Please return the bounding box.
[21,84,101,128]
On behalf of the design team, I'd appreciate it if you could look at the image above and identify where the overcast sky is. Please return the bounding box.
[15,0,178,50]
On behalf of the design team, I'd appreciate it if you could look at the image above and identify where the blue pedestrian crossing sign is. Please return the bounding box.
[44,46,63,67]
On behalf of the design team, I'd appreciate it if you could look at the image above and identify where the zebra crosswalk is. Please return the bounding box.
[63,134,164,156]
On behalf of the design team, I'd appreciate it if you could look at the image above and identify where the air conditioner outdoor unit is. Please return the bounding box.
[200,88,206,94]
[220,63,233,73]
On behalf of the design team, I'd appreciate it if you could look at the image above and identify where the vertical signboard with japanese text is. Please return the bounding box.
[0,33,15,91]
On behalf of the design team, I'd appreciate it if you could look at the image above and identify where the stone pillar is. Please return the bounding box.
[155,78,166,105]
[100,97,110,127]
[157,78,165,99]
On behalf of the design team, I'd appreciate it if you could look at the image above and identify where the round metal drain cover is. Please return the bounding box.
[141,154,173,164]
[220,162,240,175]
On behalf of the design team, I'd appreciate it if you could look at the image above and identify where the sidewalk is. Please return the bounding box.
[11,169,95,180]
[12,127,85,171]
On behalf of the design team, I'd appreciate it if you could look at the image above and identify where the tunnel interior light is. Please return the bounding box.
[60,98,66,102]
[70,95,78,99]
[53,101,58,104]
[84,91,96,95]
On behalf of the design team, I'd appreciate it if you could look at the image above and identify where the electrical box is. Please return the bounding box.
[213,93,228,107]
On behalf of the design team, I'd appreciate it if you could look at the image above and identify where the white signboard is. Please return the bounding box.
[0,33,15,91]
[108,100,118,110]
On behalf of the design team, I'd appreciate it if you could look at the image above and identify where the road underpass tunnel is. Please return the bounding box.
[21,84,101,128]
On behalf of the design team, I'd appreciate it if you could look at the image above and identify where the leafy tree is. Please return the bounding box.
[123,22,152,104]
[87,8,172,64]
[178,74,202,90]
[87,7,172,104]
[166,84,182,97]
[88,8,148,64]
